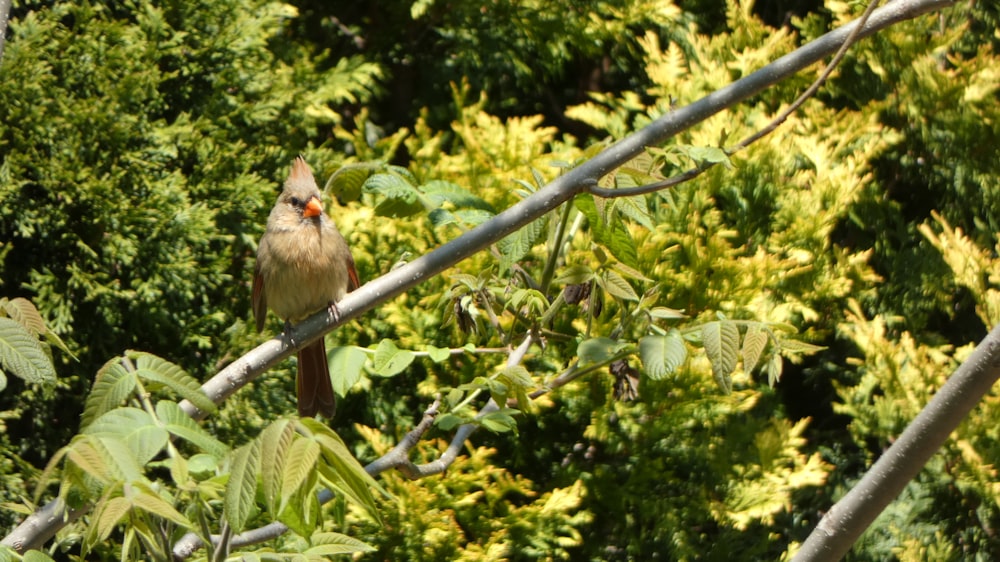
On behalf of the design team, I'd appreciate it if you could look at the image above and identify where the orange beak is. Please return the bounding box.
[303,195,323,218]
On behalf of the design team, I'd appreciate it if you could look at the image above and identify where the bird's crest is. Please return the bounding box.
[289,156,314,185]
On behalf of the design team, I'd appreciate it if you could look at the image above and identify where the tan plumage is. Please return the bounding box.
[252,157,359,418]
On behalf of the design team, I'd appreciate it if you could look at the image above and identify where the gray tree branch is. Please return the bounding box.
[793,321,1000,560]
[0,0,11,62]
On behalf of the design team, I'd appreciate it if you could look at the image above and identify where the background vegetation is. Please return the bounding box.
[1,0,998,559]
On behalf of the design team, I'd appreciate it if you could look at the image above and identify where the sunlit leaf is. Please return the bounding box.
[132,352,216,413]
[155,401,228,457]
[578,337,628,366]
[741,323,769,374]
[639,331,687,380]
[372,339,414,377]
[280,437,321,512]
[0,317,55,385]
[329,345,369,394]
[703,321,739,394]
[259,419,295,514]
[225,440,261,533]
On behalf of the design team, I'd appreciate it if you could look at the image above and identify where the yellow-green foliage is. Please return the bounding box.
[352,426,591,561]
[835,216,1000,557]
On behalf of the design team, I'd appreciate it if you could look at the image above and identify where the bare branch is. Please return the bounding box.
[793,321,1000,561]
[364,399,442,478]
[0,0,11,63]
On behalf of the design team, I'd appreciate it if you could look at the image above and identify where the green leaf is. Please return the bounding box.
[741,324,769,374]
[703,321,739,394]
[435,413,465,431]
[67,435,144,484]
[165,444,188,487]
[21,546,55,562]
[22,551,56,562]
[82,357,137,428]
[280,437,321,513]
[326,163,377,202]
[259,419,295,515]
[497,215,548,274]
[603,219,639,268]
[555,264,595,285]
[426,345,451,363]
[129,480,192,528]
[66,438,114,486]
[329,345,369,395]
[453,208,495,227]
[766,352,784,386]
[497,365,533,388]
[507,288,548,316]
[778,338,827,354]
[422,180,494,211]
[0,317,55,385]
[278,487,321,537]
[649,307,687,320]
[94,495,131,544]
[301,419,385,523]
[305,532,376,555]
[611,195,656,231]
[371,339,415,377]
[639,331,687,381]
[1,297,47,337]
[187,454,218,477]
[84,408,168,466]
[479,408,519,433]
[155,401,228,457]
[1,297,75,360]
[364,172,426,217]
[225,440,261,533]
[132,352,216,413]
[600,269,640,301]
[687,145,732,168]
[577,337,628,366]
[574,194,639,267]
[611,261,653,283]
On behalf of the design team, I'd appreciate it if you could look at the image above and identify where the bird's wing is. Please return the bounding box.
[252,262,267,332]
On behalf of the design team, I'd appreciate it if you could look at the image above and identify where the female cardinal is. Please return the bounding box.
[252,157,359,418]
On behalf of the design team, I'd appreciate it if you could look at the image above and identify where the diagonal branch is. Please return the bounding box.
[0,0,11,63]
[792,321,1000,561]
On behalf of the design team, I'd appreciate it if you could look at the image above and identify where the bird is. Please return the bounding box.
[252,156,360,418]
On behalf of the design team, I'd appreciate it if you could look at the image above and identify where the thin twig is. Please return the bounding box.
[589,0,883,200]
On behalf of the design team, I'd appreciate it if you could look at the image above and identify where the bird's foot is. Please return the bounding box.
[327,301,342,324]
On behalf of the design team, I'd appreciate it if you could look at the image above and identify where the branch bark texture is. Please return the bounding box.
[793,322,1000,561]
[0,0,10,62]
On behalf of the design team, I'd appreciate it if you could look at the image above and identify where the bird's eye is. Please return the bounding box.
[289,196,302,207]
